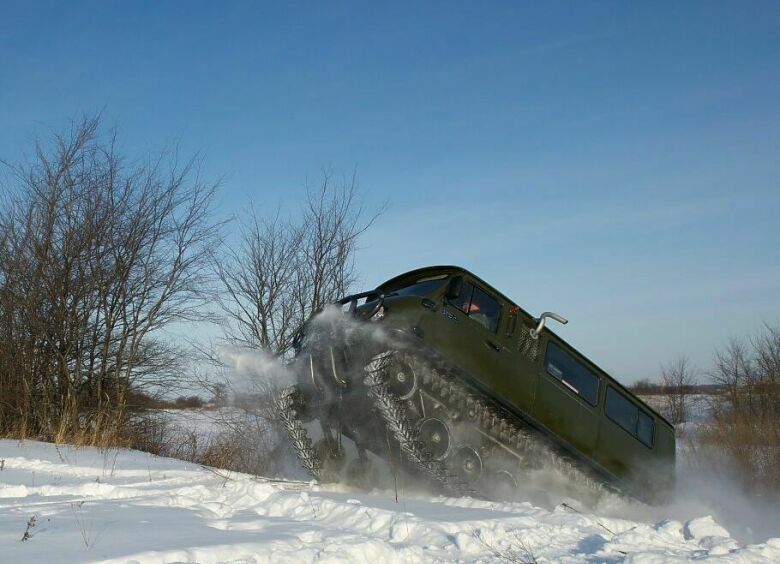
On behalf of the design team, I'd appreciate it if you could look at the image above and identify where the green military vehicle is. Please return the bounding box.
[277,266,676,504]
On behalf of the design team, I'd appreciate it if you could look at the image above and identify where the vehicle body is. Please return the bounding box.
[282,265,676,503]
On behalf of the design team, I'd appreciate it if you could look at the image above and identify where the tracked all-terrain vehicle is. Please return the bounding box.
[277,266,675,504]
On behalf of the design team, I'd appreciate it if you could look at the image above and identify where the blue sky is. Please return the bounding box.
[2,1,779,382]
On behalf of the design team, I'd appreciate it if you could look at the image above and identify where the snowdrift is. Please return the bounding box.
[1,440,778,563]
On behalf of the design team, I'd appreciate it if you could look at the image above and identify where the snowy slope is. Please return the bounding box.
[1,440,779,563]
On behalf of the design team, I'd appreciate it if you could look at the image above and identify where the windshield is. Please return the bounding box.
[385,275,447,298]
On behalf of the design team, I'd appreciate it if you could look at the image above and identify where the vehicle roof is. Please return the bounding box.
[378,264,524,309]
[376,265,675,431]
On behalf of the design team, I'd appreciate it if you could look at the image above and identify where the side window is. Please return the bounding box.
[450,281,475,314]
[544,342,600,406]
[469,287,501,332]
[637,411,654,447]
[605,386,655,447]
[604,387,636,431]
[450,281,500,332]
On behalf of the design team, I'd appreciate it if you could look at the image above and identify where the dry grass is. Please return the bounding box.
[697,326,780,494]
[475,530,539,564]
[191,408,282,475]
[1,403,285,485]
[699,396,780,493]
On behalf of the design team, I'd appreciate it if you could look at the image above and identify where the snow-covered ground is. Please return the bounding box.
[2,440,780,563]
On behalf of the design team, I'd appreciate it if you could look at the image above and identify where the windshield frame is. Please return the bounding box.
[382,273,449,299]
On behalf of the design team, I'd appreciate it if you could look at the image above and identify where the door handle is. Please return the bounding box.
[485,339,501,352]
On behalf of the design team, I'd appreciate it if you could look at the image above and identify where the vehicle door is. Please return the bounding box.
[501,309,539,414]
[430,279,521,405]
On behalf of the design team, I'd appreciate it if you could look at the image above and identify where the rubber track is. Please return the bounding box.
[275,386,323,480]
[364,351,475,497]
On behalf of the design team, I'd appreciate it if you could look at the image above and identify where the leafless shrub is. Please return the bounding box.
[70,500,93,548]
[125,389,176,410]
[174,395,205,409]
[0,115,220,446]
[198,434,247,470]
[165,428,203,461]
[146,404,284,476]
[197,402,282,475]
[475,530,539,564]
[700,325,780,493]
[661,355,697,424]
[630,378,665,395]
[125,414,172,455]
[20,515,37,542]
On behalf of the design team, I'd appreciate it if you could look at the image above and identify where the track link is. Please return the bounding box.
[364,351,474,497]
[275,386,323,481]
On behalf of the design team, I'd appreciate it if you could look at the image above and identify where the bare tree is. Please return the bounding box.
[703,325,780,492]
[201,172,382,475]
[214,171,382,358]
[660,355,697,424]
[214,212,304,354]
[300,173,374,316]
[0,115,220,444]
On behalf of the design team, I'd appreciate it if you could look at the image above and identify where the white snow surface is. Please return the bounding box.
[1,440,779,563]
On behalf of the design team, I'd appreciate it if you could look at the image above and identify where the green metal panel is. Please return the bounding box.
[372,265,676,494]
[533,335,601,457]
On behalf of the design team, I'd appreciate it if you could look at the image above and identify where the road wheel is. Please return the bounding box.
[418,417,451,461]
[450,446,483,484]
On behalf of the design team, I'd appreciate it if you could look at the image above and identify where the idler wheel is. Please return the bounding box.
[417,417,451,461]
[385,356,417,400]
[450,446,483,484]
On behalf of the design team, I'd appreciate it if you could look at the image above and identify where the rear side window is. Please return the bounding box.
[544,342,600,406]
[637,411,655,447]
[450,281,500,332]
[605,386,655,447]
